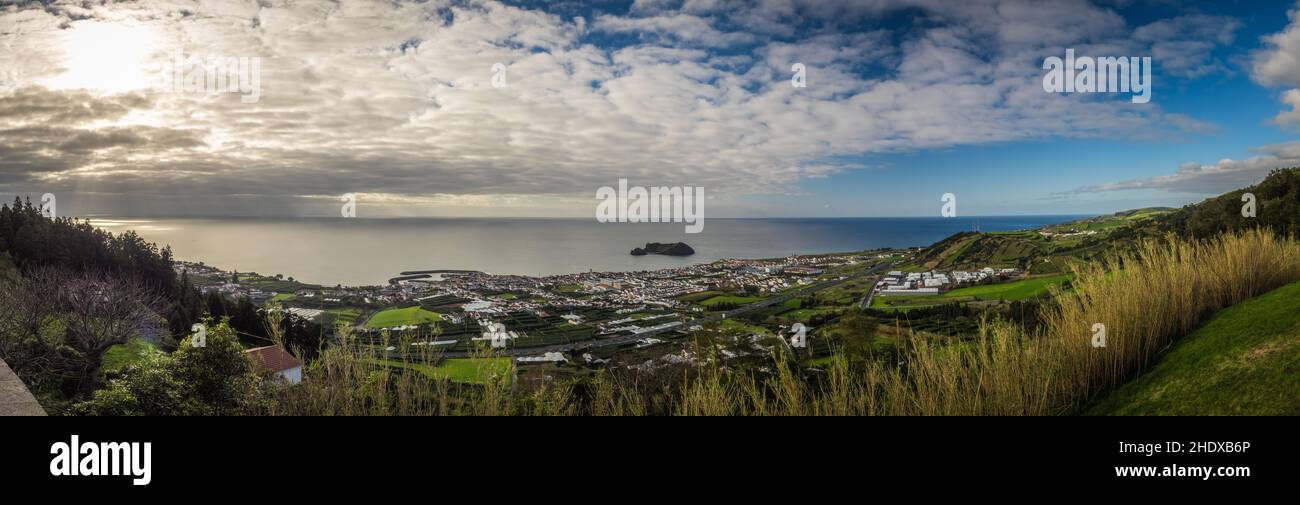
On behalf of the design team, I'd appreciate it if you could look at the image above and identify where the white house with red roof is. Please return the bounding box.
[245,346,303,384]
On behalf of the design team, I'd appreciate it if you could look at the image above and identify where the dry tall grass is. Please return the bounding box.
[265,327,511,416]
[267,230,1300,416]
[667,229,1300,415]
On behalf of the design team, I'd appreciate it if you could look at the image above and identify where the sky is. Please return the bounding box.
[1,0,1299,218]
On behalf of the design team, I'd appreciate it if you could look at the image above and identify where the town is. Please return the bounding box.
[174,239,1071,388]
[175,251,888,356]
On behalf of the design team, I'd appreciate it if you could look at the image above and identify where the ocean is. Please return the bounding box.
[89,216,1089,286]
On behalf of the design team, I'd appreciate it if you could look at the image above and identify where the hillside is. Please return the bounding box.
[1156,167,1300,239]
[909,168,1300,273]
[908,213,1156,274]
[1085,281,1300,415]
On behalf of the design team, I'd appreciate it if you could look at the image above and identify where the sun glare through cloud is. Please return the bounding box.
[43,21,160,94]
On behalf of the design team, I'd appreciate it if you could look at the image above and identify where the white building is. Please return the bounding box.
[879,287,940,296]
[516,352,566,364]
[245,346,303,384]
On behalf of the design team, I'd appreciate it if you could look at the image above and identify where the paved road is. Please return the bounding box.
[859,289,876,310]
[441,261,891,358]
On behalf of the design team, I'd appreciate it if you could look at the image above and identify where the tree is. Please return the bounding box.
[34,266,167,395]
[164,270,205,350]
[0,268,60,389]
[228,297,266,343]
[68,353,203,416]
[171,319,264,415]
[7,268,168,397]
[0,198,289,407]
[71,320,267,415]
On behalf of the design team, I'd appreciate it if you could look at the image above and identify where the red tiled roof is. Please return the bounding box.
[245,345,302,373]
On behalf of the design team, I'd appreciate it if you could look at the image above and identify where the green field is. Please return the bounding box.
[870,291,938,308]
[940,274,1073,301]
[364,306,443,329]
[784,308,841,322]
[373,357,512,385]
[324,307,365,325]
[1086,281,1300,415]
[699,294,760,307]
[719,318,772,335]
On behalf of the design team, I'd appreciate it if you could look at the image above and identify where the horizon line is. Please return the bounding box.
[79,213,1105,221]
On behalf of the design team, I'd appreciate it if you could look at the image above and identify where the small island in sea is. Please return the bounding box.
[630,242,695,256]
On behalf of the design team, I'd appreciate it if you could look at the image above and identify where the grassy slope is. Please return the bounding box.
[941,273,1073,300]
[907,206,1184,275]
[1086,281,1300,415]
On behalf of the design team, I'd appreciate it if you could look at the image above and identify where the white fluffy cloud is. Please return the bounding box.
[1252,2,1300,128]
[0,0,1238,216]
[1277,89,1300,127]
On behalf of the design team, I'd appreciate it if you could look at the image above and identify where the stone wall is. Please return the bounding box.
[0,359,46,416]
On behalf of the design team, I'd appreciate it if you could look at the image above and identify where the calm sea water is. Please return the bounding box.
[89,216,1088,286]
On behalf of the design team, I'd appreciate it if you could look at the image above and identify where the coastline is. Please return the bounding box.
[94,215,1091,287]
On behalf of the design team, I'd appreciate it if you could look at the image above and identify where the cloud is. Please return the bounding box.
[1252,4,1300,89]
[1068,141,1300,194]
[1252,2,1300,128]
[593,13,756,47]
[0,0,1238,216]
[1134,14,1241,78]
[1277,89,1300,127]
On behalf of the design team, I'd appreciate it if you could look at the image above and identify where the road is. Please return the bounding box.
[859,289,876,310]
[440,261,890,358]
